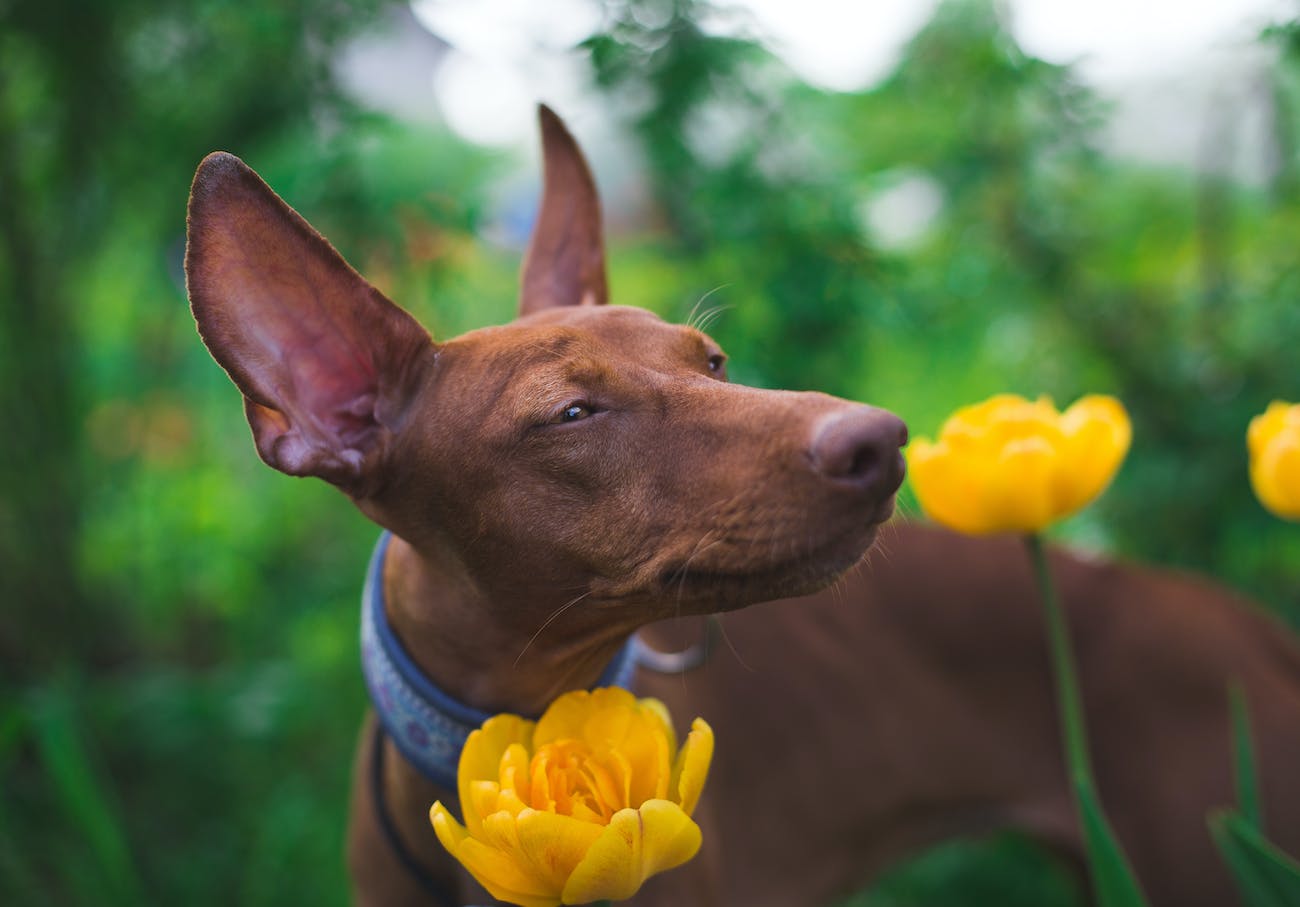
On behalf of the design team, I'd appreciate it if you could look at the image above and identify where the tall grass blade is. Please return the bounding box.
[1075,780,1149,907]
[1229,683,1263,830]
[1209,809,1300,907]
[29,687,144,906]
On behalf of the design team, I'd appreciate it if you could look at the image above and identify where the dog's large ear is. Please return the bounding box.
[519,105,609,316]
[185,152,433,495]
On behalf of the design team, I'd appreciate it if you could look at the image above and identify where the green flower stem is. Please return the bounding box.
[1024,533,1093,782]
[1024,533,1149,907]
[1229,682,1263,830]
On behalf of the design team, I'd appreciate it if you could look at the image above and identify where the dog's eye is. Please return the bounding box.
[559,403,592,423]
[707,354,727,376]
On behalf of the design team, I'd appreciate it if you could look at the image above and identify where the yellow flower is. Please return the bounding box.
[1248,401,1300,521]
[908,393,1131,535]
[429,687,713,907]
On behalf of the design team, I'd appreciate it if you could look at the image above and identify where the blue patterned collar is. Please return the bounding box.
[359,532,640,789]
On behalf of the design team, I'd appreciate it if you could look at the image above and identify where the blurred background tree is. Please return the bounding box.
[1,1,495,902]
[1,0,1297,904]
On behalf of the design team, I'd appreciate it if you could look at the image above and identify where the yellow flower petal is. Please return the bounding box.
[498,786,530,817]
[1248,402,1300,521]
[534,688,674,807]
[671,718,714,816]
[1250,425,1300,520]
[431,803,560,907]
[469,779,503,824]
[1247,401,1296,459]
[455,838,560,907]
[459,716,534,836]
[430,801,464,855]
[639,697,678,754]
[568,744,623,816]
[560,801,702,905]
[909,439,987,536]
[499,743,533,805]
[594,707,671,806]
[533,687,634,745]
[1056,395,1132,515]
[514,808,606,894]
[532,688,601,745]
[985,437,1058,533]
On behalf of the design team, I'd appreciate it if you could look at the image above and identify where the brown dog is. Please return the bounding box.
[185,107,1300,906]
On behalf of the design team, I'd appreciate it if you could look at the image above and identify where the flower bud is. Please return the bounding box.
[909,394,1130,535]
[1248,401,1300,521]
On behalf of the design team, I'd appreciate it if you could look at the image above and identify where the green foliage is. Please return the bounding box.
[1075,780,1150,907]
[835,832,1085,907]
[587,0,882,395]
[1208,685,1300,907]
[1210,812,1300,907]
[24,686,144,906]
[1,0,498,903]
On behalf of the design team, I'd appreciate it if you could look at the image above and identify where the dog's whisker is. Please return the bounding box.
[514,591,592,668]
[665,529,723,588]
[685,284,731,330]
[673,536,725,614]
[693,304,732,335]
[830,570,850,606]
[871,531,897,567]
[713,613,755,673]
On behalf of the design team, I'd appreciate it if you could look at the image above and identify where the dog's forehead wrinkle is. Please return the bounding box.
[450,315,720,405]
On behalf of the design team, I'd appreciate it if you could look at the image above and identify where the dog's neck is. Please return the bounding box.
[380,532,638,718]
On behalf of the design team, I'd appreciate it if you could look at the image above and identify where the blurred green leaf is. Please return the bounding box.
[28,687,143,907]
[1210,810,1300,907]
[1209,685,1300,907]
[836,832,1085,907]
[1230,683,1264,830]
[1076,780,1150,907]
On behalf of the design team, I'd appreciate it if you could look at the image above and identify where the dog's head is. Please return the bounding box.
[185,107,905,618]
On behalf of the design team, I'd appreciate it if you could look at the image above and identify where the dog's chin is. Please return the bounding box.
[651,518,886,613]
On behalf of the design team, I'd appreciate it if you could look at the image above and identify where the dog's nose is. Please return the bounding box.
[809,406,908,494]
